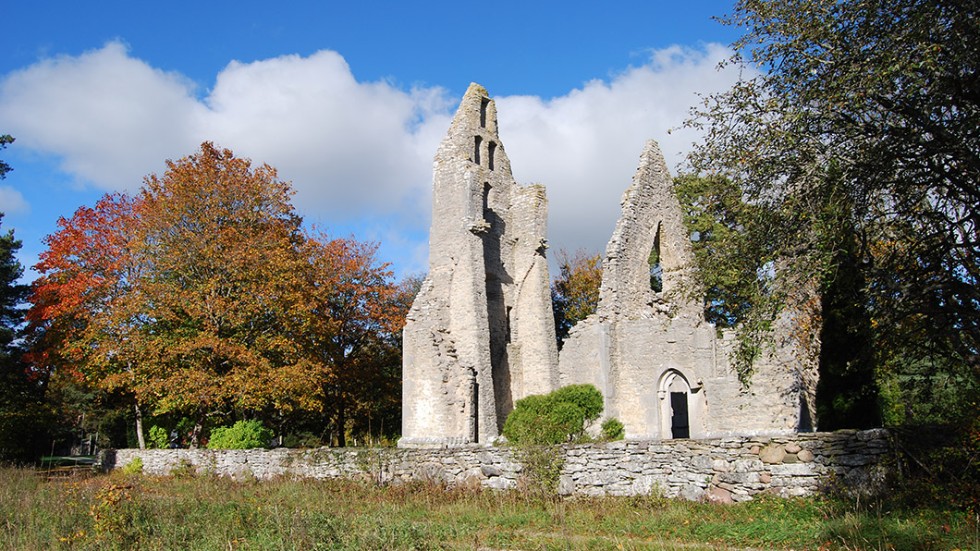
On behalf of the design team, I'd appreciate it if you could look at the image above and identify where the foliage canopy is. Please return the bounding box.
[685,0,978,423]
[28,143,409,449]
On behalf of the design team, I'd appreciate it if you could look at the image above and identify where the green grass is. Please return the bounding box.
[0,466,975,550]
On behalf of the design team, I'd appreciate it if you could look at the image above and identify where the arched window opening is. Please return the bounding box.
[649,222,663,293]
[474,136,482,166]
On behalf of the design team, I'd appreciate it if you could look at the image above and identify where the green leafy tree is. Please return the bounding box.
[686,0,978,424]
[0,136,54,461]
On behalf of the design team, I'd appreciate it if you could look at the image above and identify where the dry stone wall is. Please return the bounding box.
[106,429,891,502]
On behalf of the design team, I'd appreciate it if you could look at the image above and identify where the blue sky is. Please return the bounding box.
[1,0,744,282]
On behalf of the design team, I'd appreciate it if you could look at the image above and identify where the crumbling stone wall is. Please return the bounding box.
[106,429,891,501]
[558,141,813,439]
[400,83,558,447]
[401,84,817,446]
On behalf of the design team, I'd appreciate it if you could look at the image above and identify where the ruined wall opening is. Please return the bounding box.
[480,97,490,128]
[659,370,693,439]
[488,141,496,171]
[670,392,690,438]
[474,136,482,166]
[482,182,491,215]
[649,222,663,293]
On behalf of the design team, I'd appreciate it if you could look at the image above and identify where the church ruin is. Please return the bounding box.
[399,84,559,447]
[400,83,817,447]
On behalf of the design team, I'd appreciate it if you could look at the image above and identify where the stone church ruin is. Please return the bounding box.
[400,83,816,447]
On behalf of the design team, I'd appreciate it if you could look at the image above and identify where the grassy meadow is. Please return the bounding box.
[0,466,975,550]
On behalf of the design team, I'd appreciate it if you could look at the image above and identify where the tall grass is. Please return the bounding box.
[0,466,974,550]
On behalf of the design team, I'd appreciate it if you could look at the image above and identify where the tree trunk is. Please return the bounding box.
[336,402,347,447]
[134,402,146,450]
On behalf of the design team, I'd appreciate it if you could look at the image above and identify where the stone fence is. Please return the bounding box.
[103,429,892,503]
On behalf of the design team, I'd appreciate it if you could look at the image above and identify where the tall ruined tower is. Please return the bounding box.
[400,83,559,447]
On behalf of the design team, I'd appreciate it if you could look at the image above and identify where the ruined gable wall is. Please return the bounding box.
[558,140,807,440]
[401,84,557,447]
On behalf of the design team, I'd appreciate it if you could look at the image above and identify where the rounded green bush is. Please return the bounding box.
[550,384,603,422]
[502,384,603,445]
[147,425,169,449]
[207,420,273,449]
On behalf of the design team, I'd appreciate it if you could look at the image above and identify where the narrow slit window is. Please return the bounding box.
[649,223,663,292]
[474,135,482,165]
[488,141,496,171]
[480,97,490,128]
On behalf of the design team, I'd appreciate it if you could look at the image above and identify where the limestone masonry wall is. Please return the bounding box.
[106,429,891,502]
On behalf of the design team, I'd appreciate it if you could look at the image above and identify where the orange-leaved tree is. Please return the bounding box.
[27,193,150,446]
[293,233,409,446]
[123,143,320,443]
[30,144,320,446]
[29,142,413,448]
[551,249,603,348]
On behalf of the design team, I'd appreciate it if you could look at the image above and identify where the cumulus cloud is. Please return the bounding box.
[0,186,29,215]
[497,43,744,257]
[0,41,744,273]
[0,42,204,191]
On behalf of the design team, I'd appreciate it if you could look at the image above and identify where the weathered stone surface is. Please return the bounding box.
[556,141,815,440]
[708,485,734,504]
[400,83,824,446]
[797,449,815,462]
[400,84,558,446]
[107,430,892,502]
[760,444,787,464]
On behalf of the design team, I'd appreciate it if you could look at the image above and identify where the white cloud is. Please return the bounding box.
[0,41,744,272]
[0,186,29,215]
[497,43,745,257]
[0,42,203,191]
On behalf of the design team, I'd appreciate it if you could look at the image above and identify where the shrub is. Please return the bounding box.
[207,420,272,449]
[601,418,625,440]
[550,384,603,422]
[121,457,143,475]
[147,425,168,449]
[502,384,603,445]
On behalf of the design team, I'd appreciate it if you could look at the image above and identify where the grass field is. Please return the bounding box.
[0,466,975,550]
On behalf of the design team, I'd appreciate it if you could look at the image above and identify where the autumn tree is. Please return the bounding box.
[30,144,319,446]
[126,143,318,441]
[551,249,602,347]
[292,234,408,446]
[30,142,413,448]
[686,0,978,424]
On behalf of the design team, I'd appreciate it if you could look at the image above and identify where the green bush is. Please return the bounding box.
[122,457,143,475]
[550,384,603,422]
[601,418,625,440]
[502,384,603,445]
[207,420,272,450]
[147,425,169,449]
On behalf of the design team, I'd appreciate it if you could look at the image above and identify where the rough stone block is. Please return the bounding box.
[759,444,787,464]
